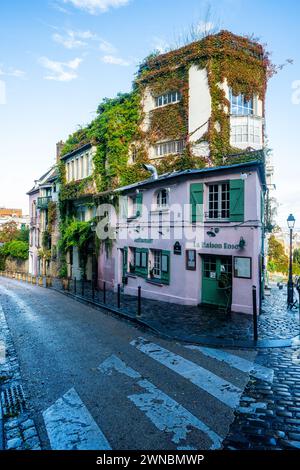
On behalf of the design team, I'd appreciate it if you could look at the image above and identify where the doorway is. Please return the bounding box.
[202,255,232,309]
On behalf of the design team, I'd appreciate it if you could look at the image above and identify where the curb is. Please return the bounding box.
[2,276,299,351]
[51,286,300,350]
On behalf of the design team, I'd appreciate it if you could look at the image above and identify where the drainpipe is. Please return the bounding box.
[143,164,158,180]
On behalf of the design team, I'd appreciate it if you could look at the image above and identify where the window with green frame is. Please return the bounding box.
[134,248,148,278]
[150,249,170,285]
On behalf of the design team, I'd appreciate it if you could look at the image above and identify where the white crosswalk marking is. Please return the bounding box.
[99,354,222,450]
[185,345,274,383]
[130,337,243,409]
[43,388,111,450]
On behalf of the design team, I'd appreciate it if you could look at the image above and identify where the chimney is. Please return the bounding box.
[56,140,64,162]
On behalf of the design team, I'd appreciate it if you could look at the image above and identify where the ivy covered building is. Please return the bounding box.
[27,146,60,277]
[51,30,271,312]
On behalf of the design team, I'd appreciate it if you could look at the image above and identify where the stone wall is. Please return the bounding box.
[5,256,28,273]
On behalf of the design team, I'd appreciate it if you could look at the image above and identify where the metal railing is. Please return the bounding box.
[37,196,52,210]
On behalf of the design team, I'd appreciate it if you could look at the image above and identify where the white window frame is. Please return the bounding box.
[207,182,230,221]
[156,189,169,209]
[152,249,162,278]
[231,119,261,145]
[230,89,255,116]
[128,195,137,218]
[155,139,185,157]
[155,91,181,108]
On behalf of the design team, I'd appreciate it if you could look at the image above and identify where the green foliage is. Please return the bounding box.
[60,220,93,253]
[60,127,91,157]
[0,252,5,270]
[0,240,29,260]
[16,227,30,243]
[48,201,57,232]
[58,263,68,279]
[293,248,300,265]
[88,92,141,191]
[42,230,51,250]
[267,235,288,274]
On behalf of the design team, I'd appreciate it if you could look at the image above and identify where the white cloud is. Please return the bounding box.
[63,0,130,14]
[0,65,25,78]
[196,21,215,35]
[99,40,116,54]
[101,55,130,66]
[53,29,96,49]
[52,28,116,55]
[39,56,82,81]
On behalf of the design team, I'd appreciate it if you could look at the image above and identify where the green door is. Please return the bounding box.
[202,255,232,308]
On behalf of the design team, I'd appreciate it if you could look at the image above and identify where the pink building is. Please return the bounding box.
[100,158,265,315]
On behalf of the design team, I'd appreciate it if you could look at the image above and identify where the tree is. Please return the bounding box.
[0,240,29,260]
[0,221,19,243]
[267,235,289,274]
[293,248,300,265]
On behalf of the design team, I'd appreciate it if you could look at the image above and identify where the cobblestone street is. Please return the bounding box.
[224,345,300,450]
[1,276,300,451]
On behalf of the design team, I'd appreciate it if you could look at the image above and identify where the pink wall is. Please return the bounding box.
[100,168,263,314]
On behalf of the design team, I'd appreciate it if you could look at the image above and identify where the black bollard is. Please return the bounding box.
[137,286,141,317]
[117,284,121,309]
[252,285,258,342]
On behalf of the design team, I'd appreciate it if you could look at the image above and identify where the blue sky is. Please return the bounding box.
[0,0,299,228]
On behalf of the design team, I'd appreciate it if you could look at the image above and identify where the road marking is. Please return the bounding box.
[43,388,111,450]
[129,379,222,449]
[130,338,242,409]
[185,345,274,383]
[99,355,222,450]
[99,355,141,379]
[0,341,5,364]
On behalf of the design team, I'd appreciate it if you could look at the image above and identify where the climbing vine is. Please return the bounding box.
[137,30,272,166]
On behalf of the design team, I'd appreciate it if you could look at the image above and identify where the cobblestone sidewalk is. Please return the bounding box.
[53,279,300,344]
[0,305,41,450]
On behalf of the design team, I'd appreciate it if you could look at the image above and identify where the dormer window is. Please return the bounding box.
[155,91,182,108]
[230,89,255,116]
[156,189,169,209]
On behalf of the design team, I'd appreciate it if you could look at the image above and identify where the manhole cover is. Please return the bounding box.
[1,384,27,418]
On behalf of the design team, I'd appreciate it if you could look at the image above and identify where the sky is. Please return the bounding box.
[0,0,299,228]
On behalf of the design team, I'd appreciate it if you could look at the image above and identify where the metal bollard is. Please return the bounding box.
[92,279,95,301]
[81,278,84,297]
[117,284,121,309]
[252,285,258,342]
[103,282,106,304]
[74,278,77,295]
[137,286,141,317]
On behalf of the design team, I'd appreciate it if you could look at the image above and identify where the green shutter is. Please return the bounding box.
[190,183,204,223]
[161,251,170,285]
[136,192,143,217]
[135,248,148,278]
[122,247,128,277]
[229,179,244,222]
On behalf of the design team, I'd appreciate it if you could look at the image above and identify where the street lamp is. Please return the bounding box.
[287,213,296,309]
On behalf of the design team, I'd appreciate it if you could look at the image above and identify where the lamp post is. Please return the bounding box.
[287,214,296,309]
